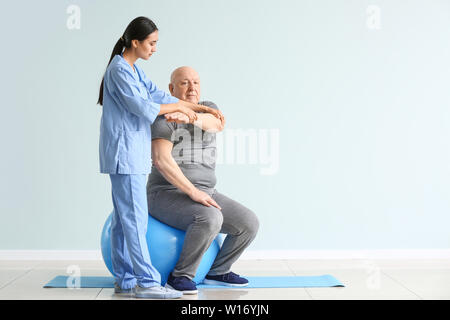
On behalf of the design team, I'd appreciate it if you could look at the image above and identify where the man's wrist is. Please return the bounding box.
[193,104,207,113]
[186,186,198,198]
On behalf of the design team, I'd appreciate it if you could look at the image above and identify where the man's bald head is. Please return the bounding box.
[170,66,198,84]
[169,66,201,104]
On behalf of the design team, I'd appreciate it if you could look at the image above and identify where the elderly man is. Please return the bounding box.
[146,66,259,294]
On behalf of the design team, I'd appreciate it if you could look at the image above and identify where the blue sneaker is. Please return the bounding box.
[166,273,198,295]
[203,272,249,287]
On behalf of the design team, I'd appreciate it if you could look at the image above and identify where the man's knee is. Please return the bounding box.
[243,209,260,237]
[195,208,223,234]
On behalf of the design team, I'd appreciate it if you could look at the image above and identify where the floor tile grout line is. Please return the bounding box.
[282,259,296,276]
[0,268,34,291]
[304,288,314,300]
[282,261,425,300]
[94,288,104,300]
[381,270,424,300]
[283,259,314,300]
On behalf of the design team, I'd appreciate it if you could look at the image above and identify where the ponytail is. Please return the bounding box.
[97,38,125,105]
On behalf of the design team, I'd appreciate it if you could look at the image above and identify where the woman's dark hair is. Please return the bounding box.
[97,17,158,105]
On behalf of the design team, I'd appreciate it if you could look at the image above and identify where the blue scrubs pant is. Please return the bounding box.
[109,173,161,289]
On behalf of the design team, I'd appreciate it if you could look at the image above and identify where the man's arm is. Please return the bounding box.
[196,101,225,132]
[152,138,221,209]
[165,112,224,132]
[194,113,224,132]
[165,101,225,132]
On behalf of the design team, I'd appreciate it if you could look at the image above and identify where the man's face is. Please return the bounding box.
[169,67,201,103]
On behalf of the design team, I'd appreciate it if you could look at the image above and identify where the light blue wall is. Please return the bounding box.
[0,0,449,250]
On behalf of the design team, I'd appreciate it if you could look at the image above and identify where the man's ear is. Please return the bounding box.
[168,83,174,95]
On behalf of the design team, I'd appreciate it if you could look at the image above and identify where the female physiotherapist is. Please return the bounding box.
[97,17,222,299]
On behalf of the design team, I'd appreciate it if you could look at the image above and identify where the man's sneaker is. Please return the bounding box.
[166,273,198,295]
[134,285,183,299]
[114,282,134,295]
[203,272,249,287]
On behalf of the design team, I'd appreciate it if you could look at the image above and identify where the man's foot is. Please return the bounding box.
[203,272,249,287]
[134,285,183,299]
[114,282,134,295]
[166,273,198,295]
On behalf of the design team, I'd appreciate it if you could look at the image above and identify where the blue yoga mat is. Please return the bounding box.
[44,275,344,288]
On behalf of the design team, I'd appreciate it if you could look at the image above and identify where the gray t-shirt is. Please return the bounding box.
[146,101,218,194]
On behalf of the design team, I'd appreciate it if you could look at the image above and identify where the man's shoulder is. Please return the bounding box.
[151,115,177,134]
[199,100,219,110]
[153,114,169,123]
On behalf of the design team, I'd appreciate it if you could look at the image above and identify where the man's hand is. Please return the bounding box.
[188,188,222,210]
[176,101,198,123]
[202,106,226,126]
[166,110,225,132]
[165,112,190,124]
[188,103,226,126]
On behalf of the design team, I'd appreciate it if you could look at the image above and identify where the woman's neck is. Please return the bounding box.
[122,49,138,72]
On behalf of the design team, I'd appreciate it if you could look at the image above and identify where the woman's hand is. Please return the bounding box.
[176,101,198,123]
[165,112,190,124]
[185,103,226,125]
[188,188,222,210]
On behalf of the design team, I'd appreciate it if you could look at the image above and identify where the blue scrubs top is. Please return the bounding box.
[99,54,179,174]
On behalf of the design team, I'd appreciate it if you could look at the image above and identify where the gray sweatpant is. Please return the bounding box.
[147,188,259,280]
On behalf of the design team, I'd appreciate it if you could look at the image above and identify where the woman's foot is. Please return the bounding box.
[134,285,183,299]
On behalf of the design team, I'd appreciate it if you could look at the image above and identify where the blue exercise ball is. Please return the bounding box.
[101,211,221,285]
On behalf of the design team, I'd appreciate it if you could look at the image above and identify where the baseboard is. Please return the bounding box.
[239,249,450,260]
[0,250,103,260]
[0,249,449,260]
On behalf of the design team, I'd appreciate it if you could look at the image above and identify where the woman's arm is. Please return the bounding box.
[111,68,161,123]
[159,101,225,125]
[164,112,224,132]
[158,101,197,123]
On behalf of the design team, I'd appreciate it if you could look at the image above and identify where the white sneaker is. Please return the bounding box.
[134,285,183,299]
[114,282,134,296]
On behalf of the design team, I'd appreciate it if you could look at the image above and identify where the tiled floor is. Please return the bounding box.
[0,259,449,300]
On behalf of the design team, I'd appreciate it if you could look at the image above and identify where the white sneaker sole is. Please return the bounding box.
[166,283,198,295]
[134,291,182,299]
[134,286,183,299]
[114,291,134,296]
[202,279,249,287]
